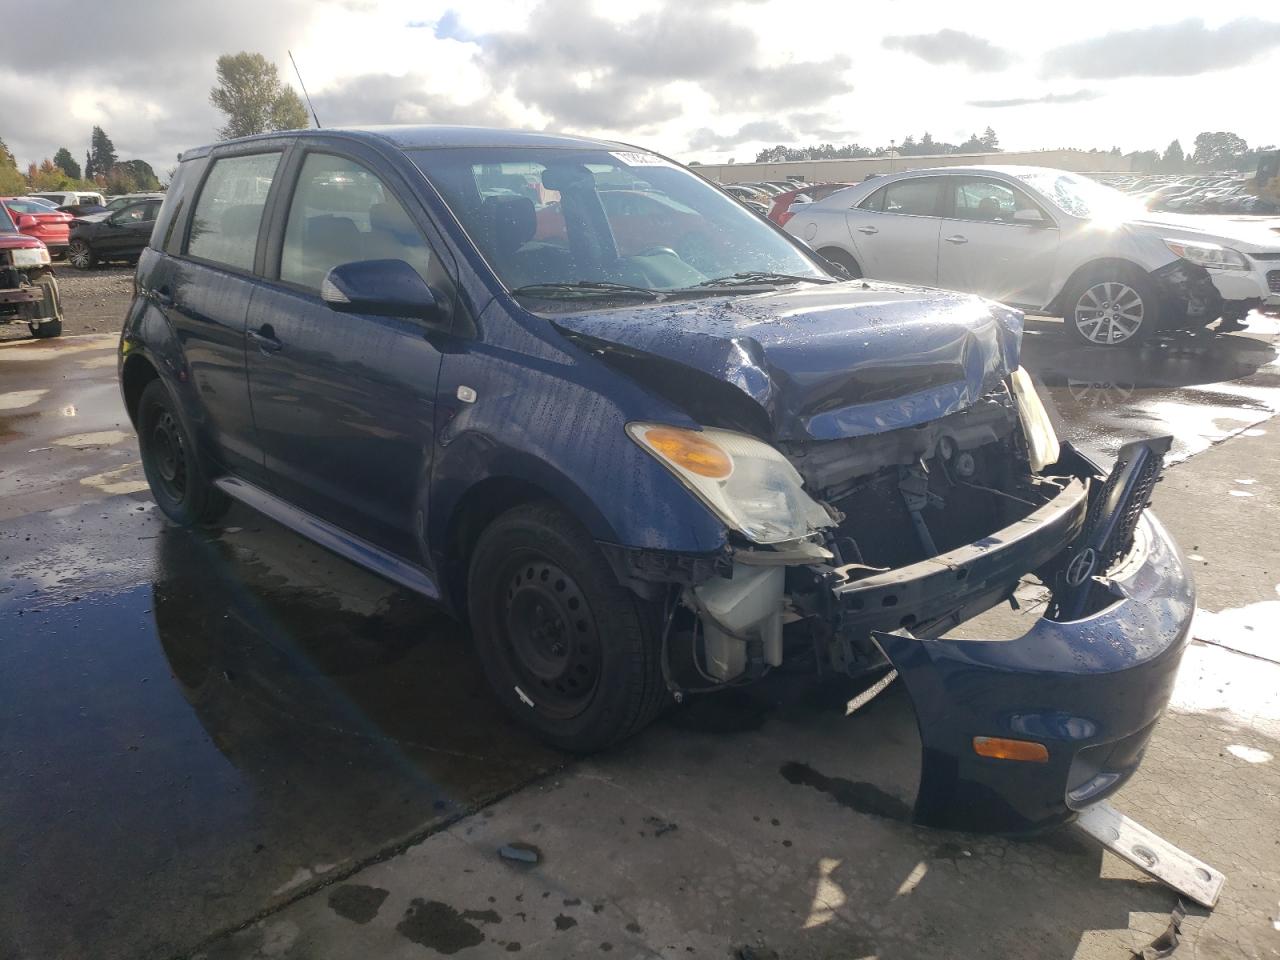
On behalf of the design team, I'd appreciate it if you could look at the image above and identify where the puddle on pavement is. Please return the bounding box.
[0,499,562,960]
[1021,325,1280,463]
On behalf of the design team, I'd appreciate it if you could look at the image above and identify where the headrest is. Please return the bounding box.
[369,201,415,237]
[482,195,536,253]
[977,197,1001,219]
[221,204,264,236]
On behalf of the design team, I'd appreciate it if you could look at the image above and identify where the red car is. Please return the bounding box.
[1,197,72,258]
[767,183,857,227]
[0,203,62,337]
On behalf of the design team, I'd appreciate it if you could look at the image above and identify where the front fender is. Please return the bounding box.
[427,324,730,563]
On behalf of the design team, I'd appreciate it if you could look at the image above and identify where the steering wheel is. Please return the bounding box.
[635,246,680,258]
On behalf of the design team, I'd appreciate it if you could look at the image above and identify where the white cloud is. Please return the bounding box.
[1,0,1277,173]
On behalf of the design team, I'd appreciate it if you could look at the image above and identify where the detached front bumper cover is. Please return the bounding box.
[864,439,1194,833]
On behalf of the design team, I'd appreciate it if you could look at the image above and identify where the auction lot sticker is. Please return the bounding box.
[610,151,673,167]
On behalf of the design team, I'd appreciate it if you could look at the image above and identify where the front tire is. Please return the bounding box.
[67,239,95,270]
[1063,267,1157,347]
[467,502,667,752]
[137,379,229,525]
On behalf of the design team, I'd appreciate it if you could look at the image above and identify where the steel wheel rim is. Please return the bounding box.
[501,557,600,719]
[1074,281,1144,344]
[69,242,90,269]
[150,410,188,501]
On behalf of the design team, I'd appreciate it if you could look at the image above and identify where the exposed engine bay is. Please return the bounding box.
[669,380,1154,689]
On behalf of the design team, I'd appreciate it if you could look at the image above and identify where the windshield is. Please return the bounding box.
[410,146,827,296]
[0,204,15,233]
[1012,170,1143,220]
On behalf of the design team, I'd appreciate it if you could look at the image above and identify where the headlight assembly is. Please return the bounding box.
[1010,367,1061,472]
[11,247,50,268]
[627,423,833,544]
[1164,238,1249,271]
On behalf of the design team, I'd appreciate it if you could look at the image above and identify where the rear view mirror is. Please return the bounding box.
[321,259,444,322]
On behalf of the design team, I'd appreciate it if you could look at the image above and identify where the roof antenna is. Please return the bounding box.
[288,50,321,129]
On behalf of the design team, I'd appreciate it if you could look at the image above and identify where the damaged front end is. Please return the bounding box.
[618,369,1193,835]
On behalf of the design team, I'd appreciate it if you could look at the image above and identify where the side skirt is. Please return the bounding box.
[214,476,441,601]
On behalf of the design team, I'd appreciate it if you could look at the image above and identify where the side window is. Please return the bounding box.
[952,178,1049,224]
[880,178,941,217]
[859,186,887,212]
[187,152,282,271]
[143,200,162,221]
[280,152,437,292]
[115,202,148,223]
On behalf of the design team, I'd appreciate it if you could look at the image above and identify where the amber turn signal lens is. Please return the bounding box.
[642,428,733,479]
[972,736,1050,763]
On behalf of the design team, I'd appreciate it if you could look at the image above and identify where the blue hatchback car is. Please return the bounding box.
[119,126,1194,833]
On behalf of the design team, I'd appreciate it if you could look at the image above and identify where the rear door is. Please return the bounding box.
[244,143,454,559]
[152,148,286,479]
[845,177,944,285]
[936,176,1059,309]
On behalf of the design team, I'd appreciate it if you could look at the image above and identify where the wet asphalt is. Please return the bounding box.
[2,315,1279,959]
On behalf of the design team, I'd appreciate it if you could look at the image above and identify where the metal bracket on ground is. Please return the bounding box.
[1074,800,1225,908]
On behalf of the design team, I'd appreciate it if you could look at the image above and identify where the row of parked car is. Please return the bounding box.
[0,190,164,267]
[1099,173,1279,215]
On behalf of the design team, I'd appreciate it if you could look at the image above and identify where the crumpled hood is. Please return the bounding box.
[550,280,1023,442]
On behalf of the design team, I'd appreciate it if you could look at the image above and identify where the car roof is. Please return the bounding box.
[179,124,633,161]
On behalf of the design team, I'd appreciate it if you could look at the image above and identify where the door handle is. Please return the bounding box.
[248,325,283,354]
[151,287,174,307]
[944,235,969,244]
[856,225,879,235]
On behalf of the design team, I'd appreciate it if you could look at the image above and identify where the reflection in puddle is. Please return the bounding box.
[0,507,561,960]
[1022,329,1280,463]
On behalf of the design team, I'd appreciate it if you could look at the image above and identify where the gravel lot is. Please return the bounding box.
[0,265,134,341]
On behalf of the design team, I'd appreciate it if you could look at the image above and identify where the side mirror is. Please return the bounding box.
[1013,209,1052,227]
[321,259,444,322]
[15,214,37,230]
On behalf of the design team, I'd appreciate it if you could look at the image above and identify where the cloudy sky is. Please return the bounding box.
[3,0,1278,175]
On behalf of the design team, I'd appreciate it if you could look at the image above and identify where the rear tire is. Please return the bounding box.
[68,239,95,270]
[467,502,667,752]
[818,247,862,279]
[137,379,229,525]
[1063,266,1157,348]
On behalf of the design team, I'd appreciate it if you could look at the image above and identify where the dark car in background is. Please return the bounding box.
[119,126,1193,834]
[1,197,72,258]
[68,197,162,268]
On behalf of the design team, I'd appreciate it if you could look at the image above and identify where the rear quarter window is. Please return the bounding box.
[154,162,200,254]
[185,152,282,271]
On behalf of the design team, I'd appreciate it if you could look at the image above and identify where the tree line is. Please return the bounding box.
[752,128,1273,174]
[754,128,1001,163]
[0,51,309,199]
[0,126,161,196]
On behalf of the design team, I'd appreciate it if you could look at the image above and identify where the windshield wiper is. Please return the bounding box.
[510,281,664,301]
[693,271,835,288]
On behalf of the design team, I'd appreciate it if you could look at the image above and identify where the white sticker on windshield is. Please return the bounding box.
[609,151,673,168]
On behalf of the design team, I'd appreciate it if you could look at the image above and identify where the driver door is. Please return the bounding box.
[245,146,455,559]
[936,177,1059,309]
[97,201,154,257]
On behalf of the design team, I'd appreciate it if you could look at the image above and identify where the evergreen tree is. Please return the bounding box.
[53,147,81,180]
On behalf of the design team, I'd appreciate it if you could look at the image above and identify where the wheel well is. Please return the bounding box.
[817,246,861,278]
[1048,258,1150,316]
[121,354,160,426]
[440,477,560,615]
